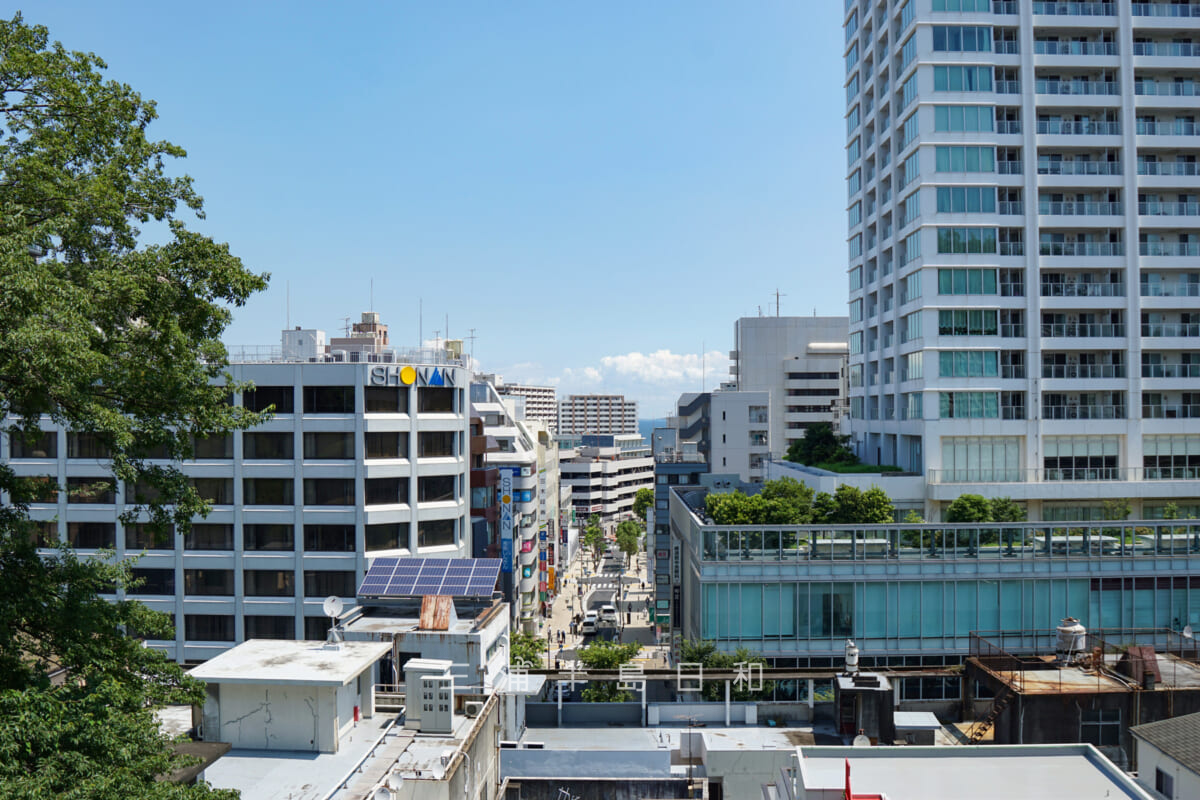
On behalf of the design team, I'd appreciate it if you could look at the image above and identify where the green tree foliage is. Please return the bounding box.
[944,494,992,523]
[632,487,653,522]
[0,15,267,799]
[705,477,816,525]
[987,496,1026,523]
[510,632,546,668]
[679,640,772,701]
[1102,498,1132,521]
[783,421,858,467]
[815,485,895,524]
[616,519,641,562]
[583,514,604,568]
[577,640,640,702]
[902,509,925,524]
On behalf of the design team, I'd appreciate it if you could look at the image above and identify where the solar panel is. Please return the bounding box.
[357,557,504,597]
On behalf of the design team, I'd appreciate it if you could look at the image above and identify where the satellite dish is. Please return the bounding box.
[323,595,344,619]
[1185,625,1194,640]
[372,788,393,800]
[852,734,872,747]
[386,772,405,791]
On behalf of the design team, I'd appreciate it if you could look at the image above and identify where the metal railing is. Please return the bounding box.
[1039,241,1123,256]
[1041,322,1126,337]
[1041,364,1126,378]
[1038,200,1123,215]
[1133,42,1200,57]
[1140,243,1200,257]
[929,467,1200,484]
[1137,121,1200,136]
[1041,404,1126,420]
[1138,160,1200,176]
[998,200,1024,214]
[995,121,1022,134]
[998,160,1024,174]
[1142,323,1200,337]
[998,242,1025,256]
[1132,3,1200,17]
[1037,80,1119,96]
[1136,82,1200,97]
[1142,363,1200,378]
[1037,120,1121,135]
[1038,160,1122,175]
[1144,404,1200,419]
[1033,1,1115,14]
[995,79,1021,94]
[1040,281,1124,297]
[1036,41,1117,56]
[994,41,1020,55]
[1139,201,1200,216]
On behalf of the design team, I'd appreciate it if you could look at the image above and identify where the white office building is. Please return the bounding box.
[557,394,638,436]
[560,434,654,529]
[845,0,1200,520]
[7,331,471,662]
[729,316,849,458]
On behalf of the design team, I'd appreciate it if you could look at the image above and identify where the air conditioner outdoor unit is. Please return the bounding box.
[463,701,484,718]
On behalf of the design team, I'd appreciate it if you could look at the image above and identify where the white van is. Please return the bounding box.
[580,611,598,635]
[599,604,619,625]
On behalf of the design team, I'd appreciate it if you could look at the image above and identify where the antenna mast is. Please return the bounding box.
[466,328,478,362]
[774,288,786,316]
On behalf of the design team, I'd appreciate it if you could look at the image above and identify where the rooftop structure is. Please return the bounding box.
[1131,710,1200,800]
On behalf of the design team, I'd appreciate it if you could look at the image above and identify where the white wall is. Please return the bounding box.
[1136,739,1200,800]
[204,682,337,752]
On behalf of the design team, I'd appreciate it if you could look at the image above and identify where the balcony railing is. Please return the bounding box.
[996,121,1022,134]
[1142,323,1200,337]
[1036,41,1118,56]
[1040,281,1124,297]
[1000,282,1026,297]
[1042,404,1127,420]
[1041,322,1126,337]
[1143,363,1200,378]
[1038,160,1122,175]
[998,201,1024,214]
[1033,2,1116,15]
[1140,243,1200,257]
[1138,121,1200,136]
[1041,364,1126,378]
[998,242,1025,256]
[1136,83,1200,97]
[1044,465,1123,478]
[994,0,1019,12]
[1144,404,1200,418]
[1001,323,1026,337]
[1001,366,1027,378]
[1038,200,1123,215]
[1036,80,1119,96]
[1139,160,1200,176]
[998,160,1024,174]
[1132,3,1200,17]
[1039,241,1123,256]
[1141,282,1200,296]
[1038,120,1121,135]
[996,80,1022,94]
[1133,42,1200,57]
[1139,202,1200,216]
[994,41,1020,55]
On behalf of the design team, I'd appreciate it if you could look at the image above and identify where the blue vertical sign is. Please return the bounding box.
[499,467,515,573]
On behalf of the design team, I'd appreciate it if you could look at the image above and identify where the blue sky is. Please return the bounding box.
[25,2,846,417]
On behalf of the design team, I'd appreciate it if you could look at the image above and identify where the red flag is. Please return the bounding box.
[844,757,851,800]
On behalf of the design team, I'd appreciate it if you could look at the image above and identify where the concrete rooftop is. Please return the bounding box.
[188,640,391,687]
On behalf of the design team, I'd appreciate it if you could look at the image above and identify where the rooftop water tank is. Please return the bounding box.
[1056,617,1087,661]
[845,639,860,675]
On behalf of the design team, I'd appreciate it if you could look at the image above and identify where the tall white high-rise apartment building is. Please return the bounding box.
[557,394,638,435]
[495,383,558,432]
[845,0,1200,521]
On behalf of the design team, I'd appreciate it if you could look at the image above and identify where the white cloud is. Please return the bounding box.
[554,349,732,418]
[599,349,728,385]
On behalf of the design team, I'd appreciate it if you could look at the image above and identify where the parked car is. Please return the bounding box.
[580,611,598,635]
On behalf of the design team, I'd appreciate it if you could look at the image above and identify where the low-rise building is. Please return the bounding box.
[1131,710,1200,800]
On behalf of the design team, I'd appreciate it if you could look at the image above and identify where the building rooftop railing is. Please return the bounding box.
[225,345,466,366]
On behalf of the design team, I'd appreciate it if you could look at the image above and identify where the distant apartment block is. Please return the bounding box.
[557,393,638,435]
[495,382,558,432]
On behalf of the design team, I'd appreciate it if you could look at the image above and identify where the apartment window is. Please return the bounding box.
[191,434,232,459]
[128,568,175,596]
[365,431,408,459]
[935,146,995,173]
[932,26,991,53]
[904,352,924,381]
[846,74,859,104]
[23,475,58,504]
[364,385,409,413]
[303,386,354,414]
[1156,768,1175,799]
[850,398,864,419]
[940,437,1021,482]
[66,433,111,460]
[365,477,408,505]
[244,569,295,597]
[849,234,863,260]
[244,616,293,640]
[901,191,920,226]
[1045,437,1119,481]
[847,137,861,168]
[305,524,356,552]
[243,432,293,459]
[243,478,294,506]
[303,432,354,459]
[933,65,991,92]
[849,299,863,323]
[933,0,990,9]
[1079,709,1120,747]
[903,271,922,303]
[185,523,233,551]
[850,332,864,355]
[366,522,408,552]
[845,10,857,42]
[10,431,56,458]
[243,386,294,413]
[1144,436,1200,480]
[900,34,917,72]
[418,431,455,458]
[303,478,355,506]
[848,169,861,198]
[845,42,858,74]
[419,475,457,503]
[939,350,999,378]
[937,227,997,254]
[902,112,919,147]
[905,392,924,420]
[304,616,330,641]
[848,201,862,229]
[902,230,922,264]
[934,105,994,133]
[191,477,234,505]
[66,477,115,504]
[418,387,455,413]
[849,365,863,388]
[67,522,115,549]
[304,570,356,597]
[939,391,999,419]
[901,74,918,109]
[185,614,234,642]
[936,187,996,214]
[244,524,294,551]
[418,519,456,549]
[938,268,997,294]
[184,569,234,596]
[847,105,860,135]
[125,523,173,551]
[903,311,923,343]
[938,309,999,336]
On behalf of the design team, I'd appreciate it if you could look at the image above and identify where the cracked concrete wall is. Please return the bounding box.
[206,683,337,753]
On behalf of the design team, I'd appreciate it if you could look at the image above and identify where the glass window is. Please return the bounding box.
[125,523,173,551]
[303,570,356,597]
[418,431,455,458]
[67,521,115,549]
[191,477,234,504]
[365,431,408,459]
[303,478,355,506]
[303,432,354,459]
[365,477,408,505]
[66,477,115,504]
[191,434,232,459]
[185,614,234,641]
[243,478,294,506]
[419,475,457,503]
[418,387,454,413]
[185,523,233,551]
[184,569,234,596]
[128,568,175,596]
[418,519,456,549]
[303,386,354,414]
[366,522,408,552]
[10,431,57,458]
[243,432,293,459]
[244,524,294,551]
[364,386,409,413]
[243,386,294,413]
[244,569,295,597]
[67,433,111,459]
[245,615,293,640]
[305,524,356,552]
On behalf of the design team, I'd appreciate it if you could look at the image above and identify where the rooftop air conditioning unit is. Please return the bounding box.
[463,700,484,718]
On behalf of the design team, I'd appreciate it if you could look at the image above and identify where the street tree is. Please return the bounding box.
[632,487,653,522]
[616,519,640,564]
[583,514,604,568]
[509,632,546,668]
[0,15,267,799]
[577,640,640,702]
